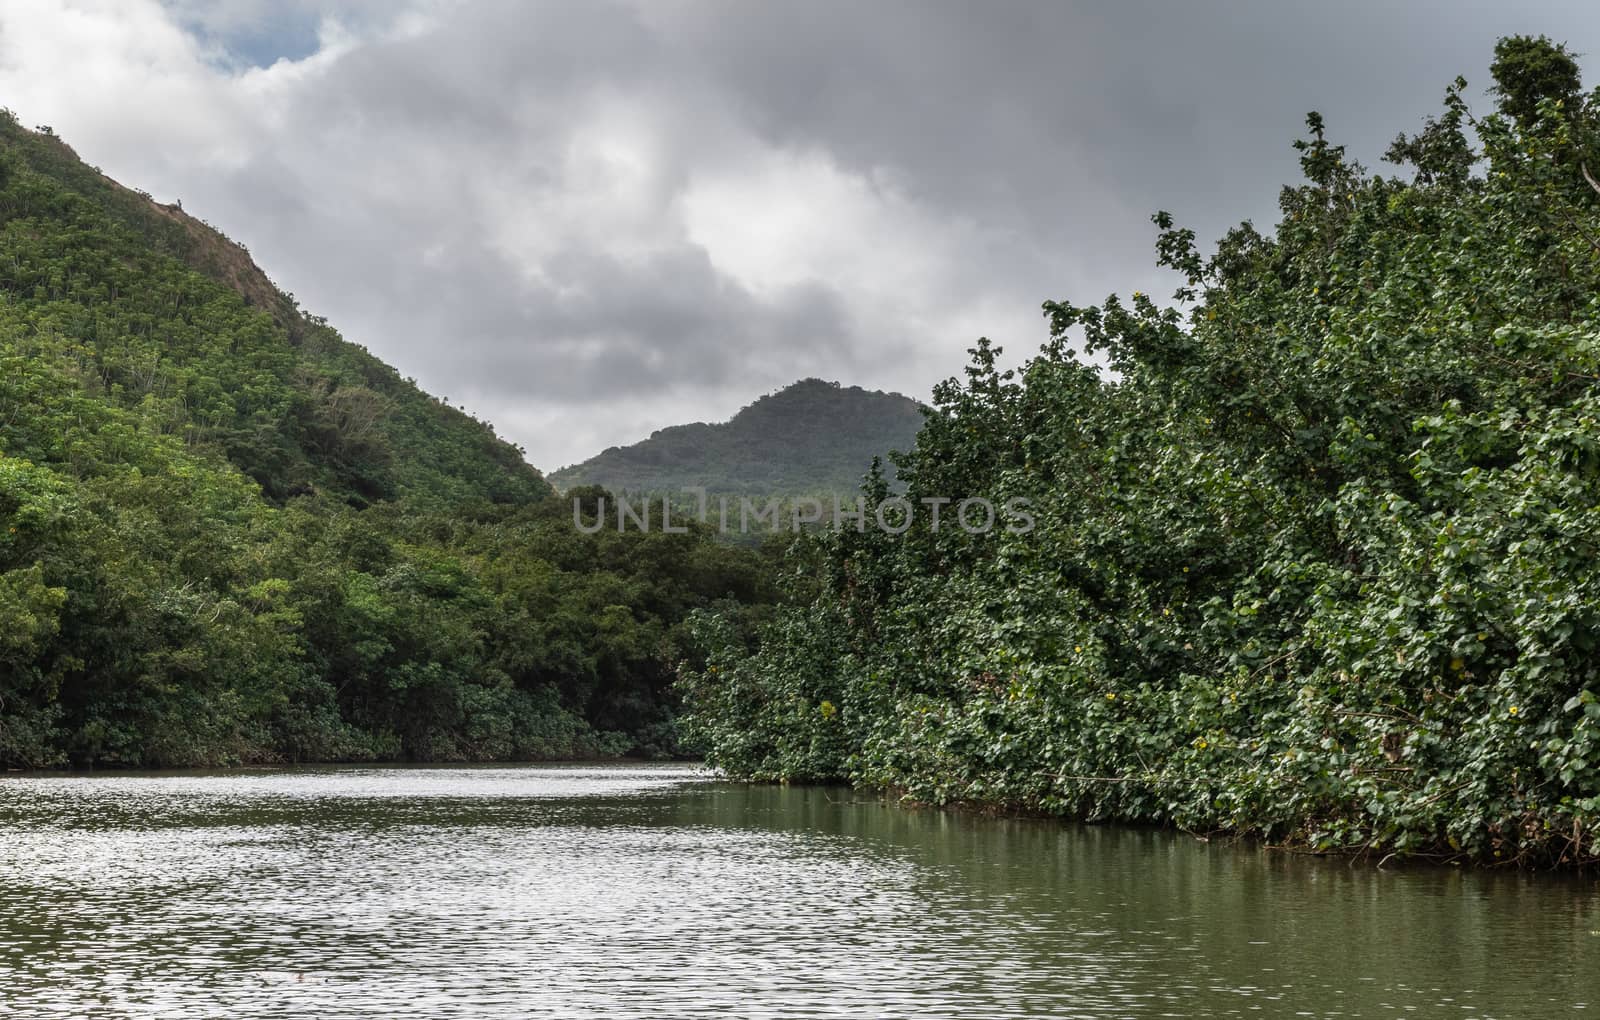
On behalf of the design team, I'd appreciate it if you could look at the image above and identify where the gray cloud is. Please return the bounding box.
[1,0,1597,468]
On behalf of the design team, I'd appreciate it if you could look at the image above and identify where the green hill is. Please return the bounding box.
[0,112,773,767]
[549,378,926,496]
[0,117,548,509]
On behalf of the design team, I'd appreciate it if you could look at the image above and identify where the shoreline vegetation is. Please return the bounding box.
[679,38,1600,870]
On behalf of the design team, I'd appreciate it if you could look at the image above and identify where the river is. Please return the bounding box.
[0,764,1594,1018]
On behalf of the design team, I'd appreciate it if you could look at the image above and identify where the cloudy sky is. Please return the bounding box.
[0,1,1596,469]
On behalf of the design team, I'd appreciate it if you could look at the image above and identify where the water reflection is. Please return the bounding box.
[0,765,1595,1018]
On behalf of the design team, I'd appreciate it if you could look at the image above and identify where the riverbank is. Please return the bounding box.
[678,38,1600,874]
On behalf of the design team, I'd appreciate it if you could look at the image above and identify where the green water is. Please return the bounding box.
[0,764,1594,1018]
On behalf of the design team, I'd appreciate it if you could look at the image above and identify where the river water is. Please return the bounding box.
[0,764,1594,1018]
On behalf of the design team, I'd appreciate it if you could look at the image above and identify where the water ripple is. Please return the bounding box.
[0,765,1594,1018]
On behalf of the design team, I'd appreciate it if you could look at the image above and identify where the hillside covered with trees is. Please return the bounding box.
[549,378,925,496]
[681,38,1600,868]
[0,111,774,767]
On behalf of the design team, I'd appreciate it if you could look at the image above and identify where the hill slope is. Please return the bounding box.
[549,378,926,495]
[0,113,772,767]
[0,116,548,508]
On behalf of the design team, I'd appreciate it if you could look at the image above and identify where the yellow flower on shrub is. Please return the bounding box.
[819,700,837,719]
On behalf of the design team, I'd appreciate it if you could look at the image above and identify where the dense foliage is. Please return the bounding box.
[549,378,924,496]
[0,112,775,767]
[682,38,1600,867]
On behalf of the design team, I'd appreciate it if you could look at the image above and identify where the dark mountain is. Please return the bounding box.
[549,378,926,496]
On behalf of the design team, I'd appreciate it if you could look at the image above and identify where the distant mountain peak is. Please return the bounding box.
[549,379,925,495]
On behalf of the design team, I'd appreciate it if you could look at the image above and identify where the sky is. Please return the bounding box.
[0,1,1597,471]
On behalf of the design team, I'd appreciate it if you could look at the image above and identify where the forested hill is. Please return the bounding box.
[549,378,926,495]
[0,112,775,768]
[0,114,547,508]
